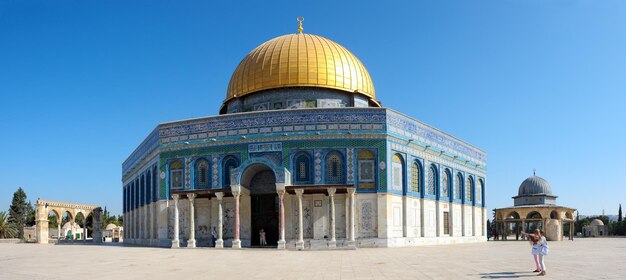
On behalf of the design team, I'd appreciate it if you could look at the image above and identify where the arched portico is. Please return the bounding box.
[494,206,576,241]
[229,158,291,249]
[35,199,102,244]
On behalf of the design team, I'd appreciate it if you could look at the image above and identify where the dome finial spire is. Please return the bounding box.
[297,16,304,34]
[533,168,536,176]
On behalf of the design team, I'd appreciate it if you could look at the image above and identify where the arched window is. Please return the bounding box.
[222,156,239,187]
[391,154,404,192]
[427,165,437,195]
[477,179,484,203]
[357,150,376,190]
[326,151,344,184]
[411,162,420,192]
[294,152,311,183]
[170,161,184,189]
[466,176,473,202]
[455,173,463,200]
[195,158,210,188]
[442,169,451,198]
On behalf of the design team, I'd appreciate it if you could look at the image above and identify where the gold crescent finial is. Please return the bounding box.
[297,16,304,34]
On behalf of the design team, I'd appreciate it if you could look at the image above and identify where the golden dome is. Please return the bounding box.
[225,33,377,106]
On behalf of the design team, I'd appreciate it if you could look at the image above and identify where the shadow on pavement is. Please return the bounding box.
[478,271,537,278]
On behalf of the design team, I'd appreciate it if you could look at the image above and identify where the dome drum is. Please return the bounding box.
[222,87,375,114]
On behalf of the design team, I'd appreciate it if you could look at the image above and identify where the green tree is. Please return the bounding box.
[619,204,623,222]
[0,211,18,238]
[48,214,59,229]
[8,187,29,239]
[25,201,35,226]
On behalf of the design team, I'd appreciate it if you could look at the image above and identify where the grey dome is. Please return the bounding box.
[590,219,604,226]
[518,176,552,196]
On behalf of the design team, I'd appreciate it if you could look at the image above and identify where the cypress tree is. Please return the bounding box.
[8,187,28,239]
[619,204,623,222]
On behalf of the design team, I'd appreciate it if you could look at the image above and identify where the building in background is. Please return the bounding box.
[583,219,608,237]
[494,174,576,241]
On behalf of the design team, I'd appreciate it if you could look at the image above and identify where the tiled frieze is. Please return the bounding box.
[386,110,486,166]
[123,128,159,177]
[389,141,485,178]
[158,108,386,138]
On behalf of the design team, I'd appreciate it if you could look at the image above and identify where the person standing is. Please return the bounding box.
[537,230,548,276]
[259,228,267,247]
[521,229,542,274]
[211,227,217,248]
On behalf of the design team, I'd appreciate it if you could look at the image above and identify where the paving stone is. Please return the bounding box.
[0,238,625,279]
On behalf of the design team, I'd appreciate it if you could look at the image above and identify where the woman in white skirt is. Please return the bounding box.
[522,229,542,274]
[537,230,548,276]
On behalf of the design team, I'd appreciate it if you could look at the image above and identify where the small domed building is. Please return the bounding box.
[494,174,576,241]
[122,20,487,248]
[583,219,608,237]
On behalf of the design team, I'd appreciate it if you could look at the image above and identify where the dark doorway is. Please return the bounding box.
[251,194,278,247]
[249,169,278,247]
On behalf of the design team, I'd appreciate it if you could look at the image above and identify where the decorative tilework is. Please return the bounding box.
[386,110,486,166]
[293,199,313,238]
[212,155,219,188]
[184,157,191,189]
[287,100,305,109]
[359,200,377,236]
[346,148,355,183]
[249,152,282,167]
[158,108,386,138]
[224,202,234,238]
[314,149,322,184]
[248,142,282,153]
[122,128,159,177]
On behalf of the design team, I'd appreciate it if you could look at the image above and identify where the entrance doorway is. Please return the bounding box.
[248,169,278,247]
[251,194,278,247]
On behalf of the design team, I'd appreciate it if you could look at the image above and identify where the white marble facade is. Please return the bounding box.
[124,192,485,248]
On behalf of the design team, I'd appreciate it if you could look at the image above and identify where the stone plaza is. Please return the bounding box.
[1,238,625,279]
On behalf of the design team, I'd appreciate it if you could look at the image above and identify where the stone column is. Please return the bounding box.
[187,193,196,248]
[328,188,337,248]
[277,190,286,249]
[57,221,61,242]
[521,219,526,239]
[570,221,574,240]
[295,189,304,250]
[232,191,241,249]
[345,194,350,240]
[171,194,180,248]
[348,188,356,247]
[83,219,87,242]
[215,192,224,248]
[92,208,103,243]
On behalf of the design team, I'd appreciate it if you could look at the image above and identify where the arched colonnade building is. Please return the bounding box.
[494,175,576,241]
[122,22,487,249]
[34,199,103,244]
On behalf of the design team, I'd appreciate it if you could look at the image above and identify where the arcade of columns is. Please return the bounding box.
[493,208,575,241]
[169,187,357,249]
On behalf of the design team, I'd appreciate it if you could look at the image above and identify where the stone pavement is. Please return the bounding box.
[1,238,625,279]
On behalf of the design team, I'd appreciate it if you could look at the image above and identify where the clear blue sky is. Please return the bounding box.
[1,0,624,217]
